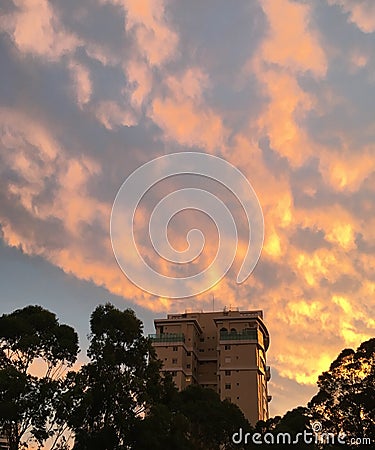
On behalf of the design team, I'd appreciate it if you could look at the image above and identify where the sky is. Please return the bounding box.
[0,0,374,418]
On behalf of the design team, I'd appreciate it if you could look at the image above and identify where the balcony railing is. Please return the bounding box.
[148,333,185,343]
[219,330,257,341]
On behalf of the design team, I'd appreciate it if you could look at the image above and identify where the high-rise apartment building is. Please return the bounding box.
[0,434,9,450]
[149,309,271,425]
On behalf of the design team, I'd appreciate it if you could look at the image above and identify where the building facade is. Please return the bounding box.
[0,434,9,450]
[149,309,271,425]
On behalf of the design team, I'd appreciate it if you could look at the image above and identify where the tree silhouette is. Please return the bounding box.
[68,303,167,450]
[134,384,251,450]
[2,303,374,450]
[0,305,79,450]
[309,338,375,446]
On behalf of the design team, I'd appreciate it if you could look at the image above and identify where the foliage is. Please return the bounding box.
[1,303,374,450]
[67,303,251,450]
[0,305,79,450]
[134,384,251,450]
[68,303,165,450]
[309,338,375,446]
[177,384,251,450]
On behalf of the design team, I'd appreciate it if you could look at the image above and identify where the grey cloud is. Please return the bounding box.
[290,227,330,252]
[253,259,297,289]
[320,274,361,294]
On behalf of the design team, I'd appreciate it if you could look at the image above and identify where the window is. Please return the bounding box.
[172,358,177,364]
[225,345,231,350]
[225,383,231,390]
[220,327,228,333]
[200,337,205,342]
[199,349,204,353]
[225,370,231,376]
[237,396,240,400]
[173,346,178,351]
[171,371,177,376]
[187,364,191,369]
[236,382,240,386]
[187,351,191,356]
[225,396,231,401]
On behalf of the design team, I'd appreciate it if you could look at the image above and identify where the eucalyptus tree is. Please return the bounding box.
[69,303,166,450]
[0,305,79,450]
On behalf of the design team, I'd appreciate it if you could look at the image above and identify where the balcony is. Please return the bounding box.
[219,329,257,341]
[148,333,185,343]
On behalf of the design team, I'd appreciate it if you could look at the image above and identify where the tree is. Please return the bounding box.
[68,303,166,450]
[308,338,375,446]
[132,402,192,450]
[0,305,79,450]
[177,385,252,450]
[134,384,252,450]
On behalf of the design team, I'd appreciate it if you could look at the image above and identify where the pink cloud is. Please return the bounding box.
[1,0,80,60]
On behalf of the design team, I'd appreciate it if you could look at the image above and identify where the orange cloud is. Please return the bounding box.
[328,0,375,33]
[1,0,79,59]
[320,147,375,192]
[68,60,92,108]
[94,101,136,129]
[150,97,225,151]
[103,0,178,66]
[259,0,326,76]
[1,0,374,418]
[125,58,153,108]
[148,66,226,151]
[246,0,327,166]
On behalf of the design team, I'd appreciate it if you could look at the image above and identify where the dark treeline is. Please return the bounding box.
[0,303,374,449]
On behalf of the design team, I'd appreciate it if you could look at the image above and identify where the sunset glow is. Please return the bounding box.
[0,0,374,417]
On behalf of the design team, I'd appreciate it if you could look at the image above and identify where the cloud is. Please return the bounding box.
[329,0,375,33]
[0,0,80,60]
[102,0,178,66]
[125,58,153,108]
[247,0,327,167]
[0,0,374,417]
[149,67,226,151]
[94,100,136,129]
[68,60,93,107]
[258,0,327,76]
